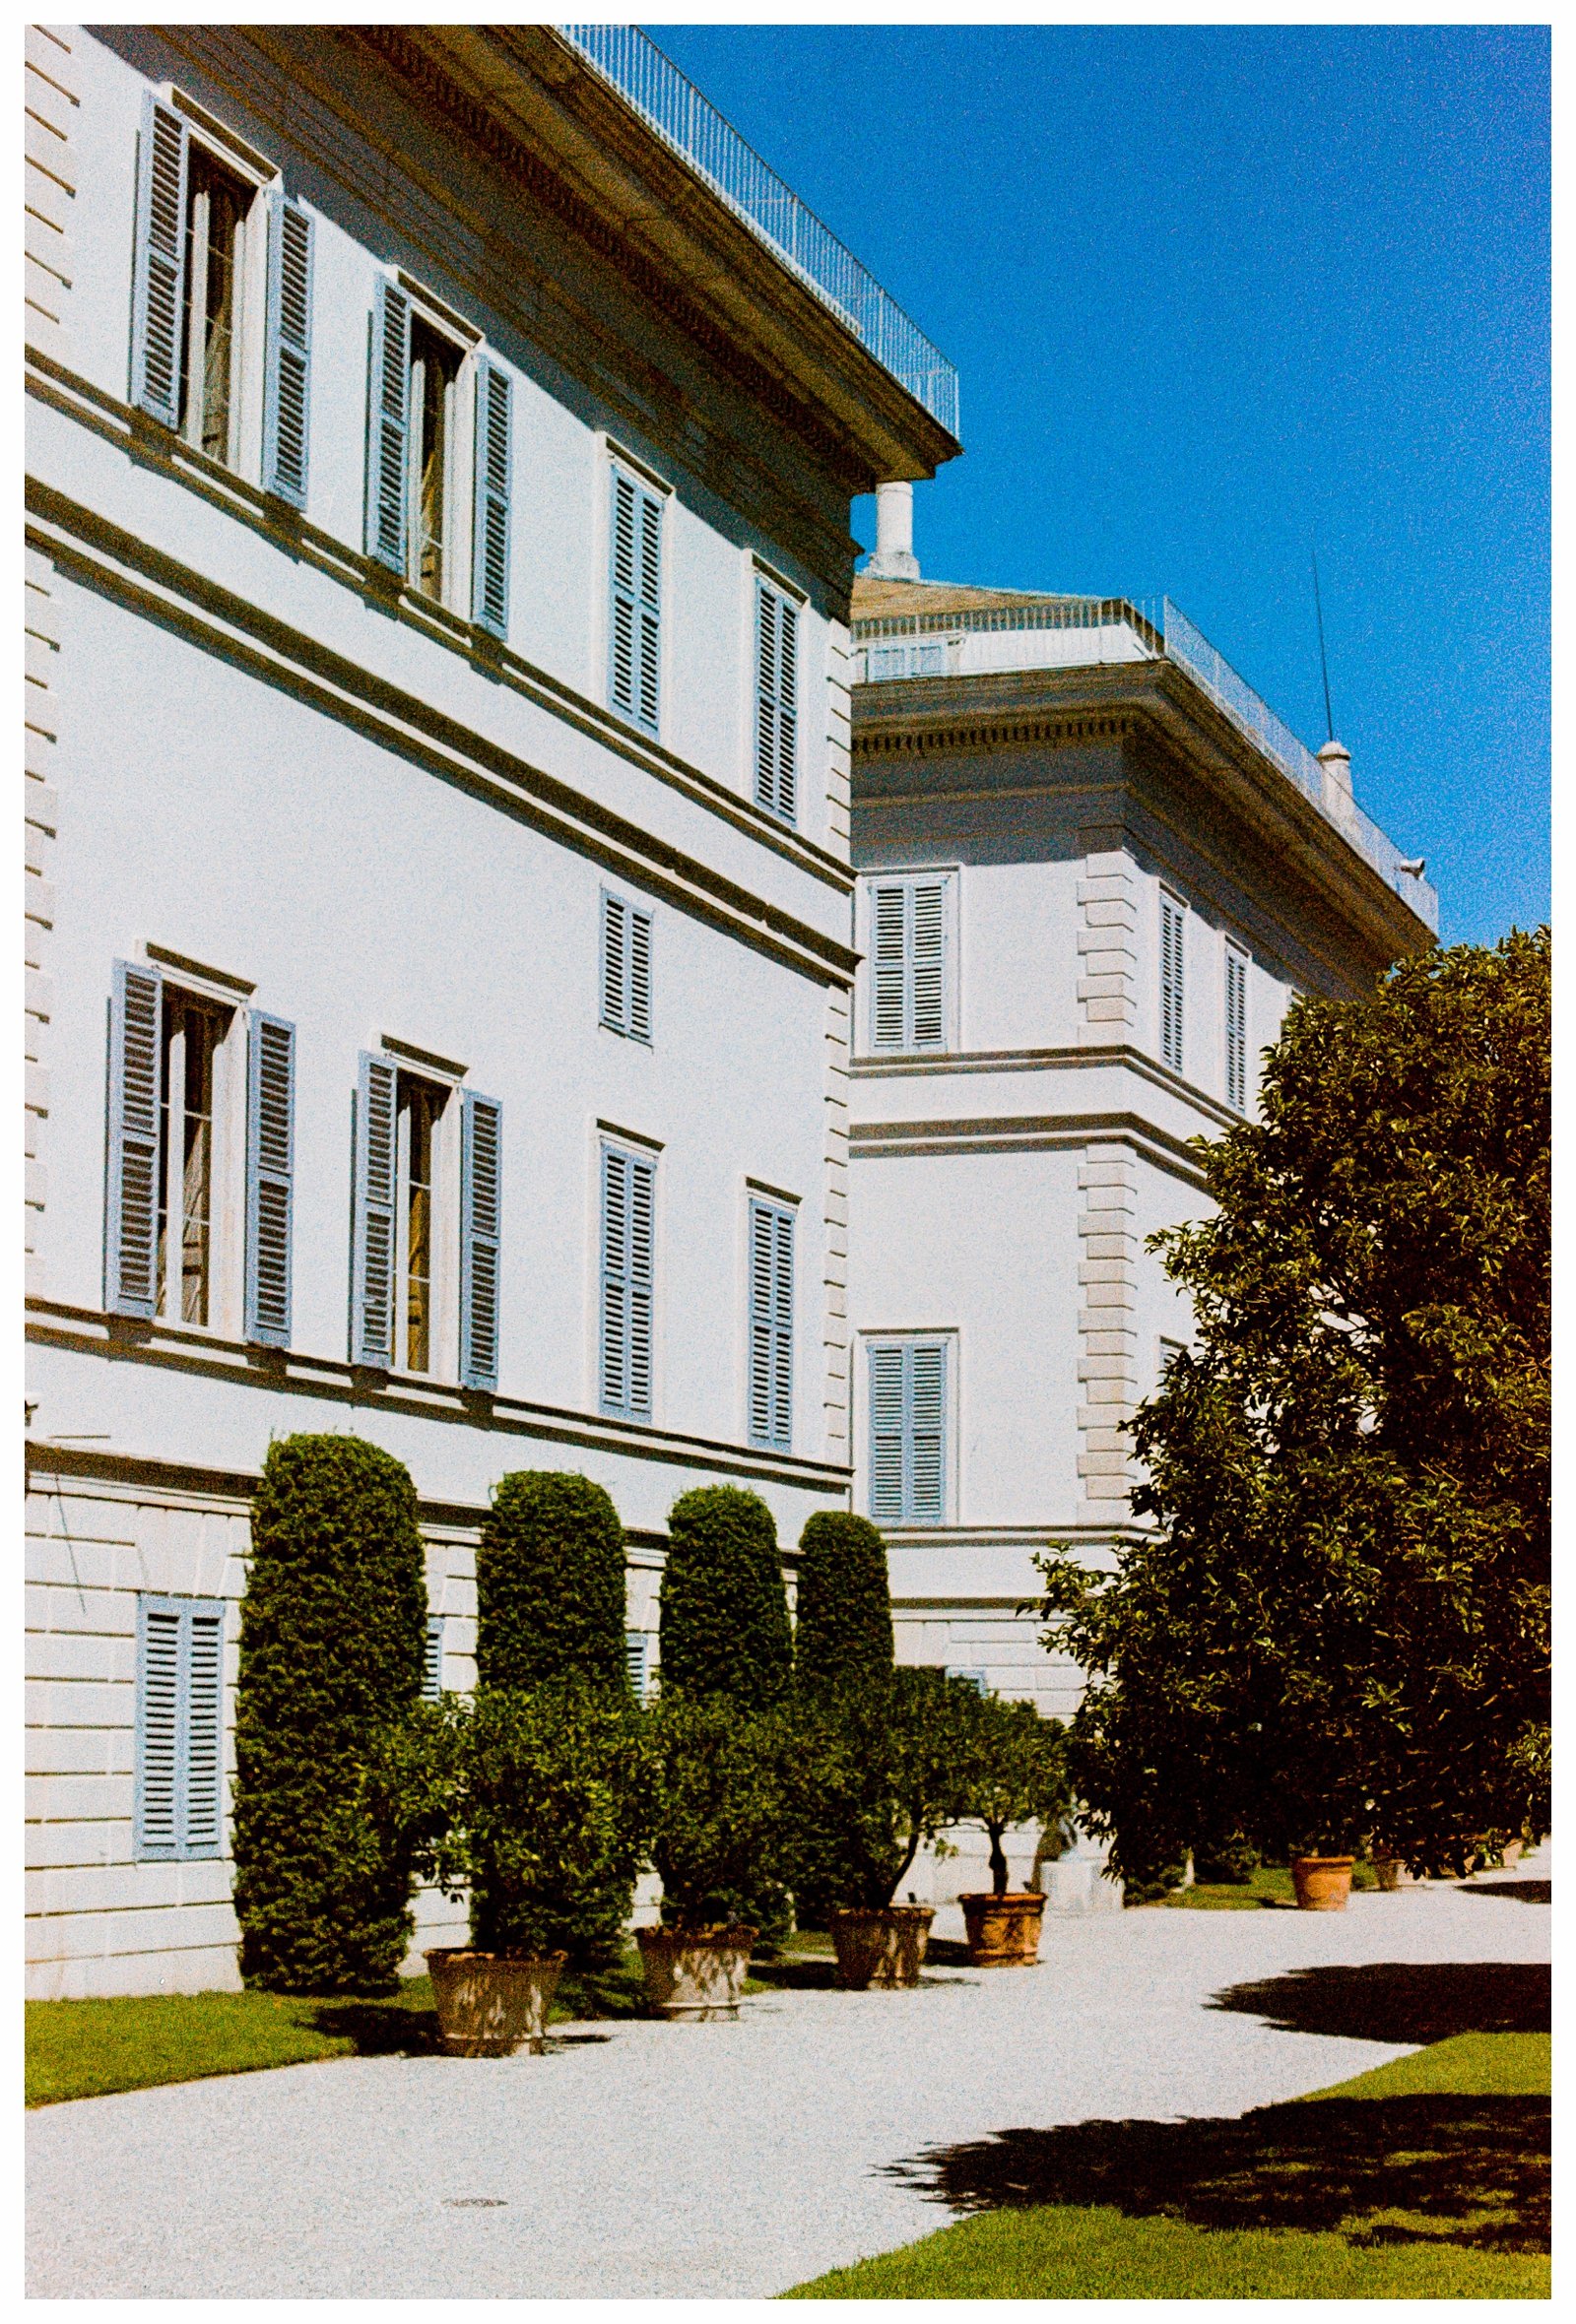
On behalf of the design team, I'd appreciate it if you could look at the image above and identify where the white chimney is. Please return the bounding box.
[866,480,920,581]
[1317,737,1352,797]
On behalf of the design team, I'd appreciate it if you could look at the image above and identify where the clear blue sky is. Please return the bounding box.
[654,23,1548,946]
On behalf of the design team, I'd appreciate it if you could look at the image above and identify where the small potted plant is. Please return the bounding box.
[790,1668,975,1990]
[400,1681,648,2054]
[639,1691,789,2019]
[1287,1830,1361,1911]
[955,1693,1074,1965]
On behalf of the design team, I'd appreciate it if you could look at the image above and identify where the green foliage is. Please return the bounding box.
[477,1470,629,1694]
[1193,1833,1260,1885]
[643,1691,791,1933]
[794,1512,894,1694]
[956,1695,1074,1894]
[659,1485,793,1707]
[1507,1723,1550,1841]
[400,1683,649,1969]
[232,1434,427,1994]
[1042,933,1550,1879]
[789,1669,977,1912]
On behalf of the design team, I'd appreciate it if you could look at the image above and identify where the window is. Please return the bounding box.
[130,94,313,504]
[105,960,296,1344]
[754,577,798,823]
[747,1196,794,1452]
[865,639,948,681]
[1159,890,1186,1071]
[609,463,662,735]
[423,1615,445,1703]
[945,1666,988,1696]
[625,1632,651,1704]
[868,1338,949,1524]
[600,1142,655,1418]
[1225,944,1248,1112]
[868,873,951,1052]
[601,891,653,1044]
[351,1056,501,1388]
[1158,1335,1187,1388]
[134,1594,225,1860]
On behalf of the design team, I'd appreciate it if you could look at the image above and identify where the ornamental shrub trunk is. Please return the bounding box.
[232,1435,427,1993]
[478,1471,629,1696]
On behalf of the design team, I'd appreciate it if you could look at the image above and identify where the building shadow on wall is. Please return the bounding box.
[882,1962,1549,2253]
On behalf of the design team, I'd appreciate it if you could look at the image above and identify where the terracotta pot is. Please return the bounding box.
[635,1924,755,2020]
[828,1904,935,1990]
[1372,1855,1413,1892]
[425,1948,566,2056]
[1290,1854,1355,1911]
[959,1890,1048,1966]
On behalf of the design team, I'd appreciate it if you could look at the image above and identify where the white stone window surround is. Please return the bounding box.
[858,1324,960,1526]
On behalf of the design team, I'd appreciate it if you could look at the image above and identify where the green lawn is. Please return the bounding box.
[1160,1862,1380,1908]
[787,2031,1550,2299]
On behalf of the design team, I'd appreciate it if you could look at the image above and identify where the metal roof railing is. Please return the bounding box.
[558,24,960,437]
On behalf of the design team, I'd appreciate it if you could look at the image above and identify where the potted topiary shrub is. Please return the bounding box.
[404,1680,648,2054]
[790,1668,975,1990]
[955,1692,1074,1966]
[638,1690,789,2019]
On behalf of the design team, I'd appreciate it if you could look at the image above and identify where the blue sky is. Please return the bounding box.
[653,23,1549,946]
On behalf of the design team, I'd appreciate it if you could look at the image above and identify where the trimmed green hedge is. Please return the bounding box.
[795,1513,893,1693]
[232,1435,427,1994]
[478,1471,629,1694]
[659,1486,792,1708]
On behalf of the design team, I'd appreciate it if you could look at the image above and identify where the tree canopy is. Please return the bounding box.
[1041,929,1549,1880]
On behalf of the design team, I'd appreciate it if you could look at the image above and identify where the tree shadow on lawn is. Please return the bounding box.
[1207,1961,1549,2045]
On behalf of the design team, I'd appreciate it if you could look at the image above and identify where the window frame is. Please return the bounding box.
[605,449,668,740]
[133,1591,227,1863]
[861,868,958,1056]
[863,1330,955,1526]
[745,1191,795,1453]
[1159,887,1187,1074]
[597,1134,658,1421]
[600,887,654,1046]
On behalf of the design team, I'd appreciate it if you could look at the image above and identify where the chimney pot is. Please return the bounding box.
[866,481,920,581]
[1317,737,1352,795]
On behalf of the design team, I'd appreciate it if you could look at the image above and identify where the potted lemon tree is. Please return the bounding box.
[955,1692,1074,1965]
[639,1690,789,2018]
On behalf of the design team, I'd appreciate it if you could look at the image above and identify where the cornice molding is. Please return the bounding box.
[849,1109,1212,1187]
[850,1039,1237,1131]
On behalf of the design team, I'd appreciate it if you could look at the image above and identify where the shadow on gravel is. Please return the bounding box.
[1207,1962,1549,2045]
[303,2000,445,2057]
[885,2093,1549,2253]
[1455,1880,1551,1907]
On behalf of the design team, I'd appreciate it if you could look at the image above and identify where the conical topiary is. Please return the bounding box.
[477,1470,629,1695]
[794,1512,893,1695]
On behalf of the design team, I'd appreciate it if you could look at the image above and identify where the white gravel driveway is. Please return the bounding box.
[28,1856,1550,2298]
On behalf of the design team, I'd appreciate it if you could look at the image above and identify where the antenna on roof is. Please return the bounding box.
[1310,542,1335,744]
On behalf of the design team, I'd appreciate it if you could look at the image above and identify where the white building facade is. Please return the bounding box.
[844,548,1438,1722]
[24,25,957,1996]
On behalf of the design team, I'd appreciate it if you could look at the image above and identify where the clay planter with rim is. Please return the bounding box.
[959,1891,1048,1966]
[425,1948,566,2056]
[1290,1854,1355,1911]
[635,1924,755,2020]
[1372,1854,1413,1892]
[828,1904,935,1990]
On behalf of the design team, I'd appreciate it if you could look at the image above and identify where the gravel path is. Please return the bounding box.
[28,1854,1550,2298]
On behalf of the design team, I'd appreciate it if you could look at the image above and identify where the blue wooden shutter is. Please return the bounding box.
[601,890,627,1033]
[106,959,163,1319]
[1160,893,1185,1070]
[183,1604,225,1854]
[244,1010,295,1347]
[748,1198,793,1452]
[1225,945,1247,1112]
[471,356,512,637]
[135,1596,225,1860]
[869,1342,906,1520]
[365,277,410,572]
[262,194,313,507]
[755,580,798,824]
[609,468,661,734]
[134,1597,181,1856]
[909,1341,947,1521]
[628,910,653,1044]
[601,1145,653,1416]
[624,1632,648,1703]
[868,1340,947,1523]
[352,1053,397,1366]
[871,884,907,1051]
[423,1615,444,1702]
[130,94,188,428]
[627,1155,654,1417]
[460,1090,502,1391]
[910,880,947,1048]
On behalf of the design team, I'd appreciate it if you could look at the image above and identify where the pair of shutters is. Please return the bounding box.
[610,467,662,735]
[747,1198,794,1452]
[130,94,313,507]
[1160,892,1186,1071]
[601,892,653,1043]
[755,579,798,823]
[350,1057,502,1391]
[869,1339,948,1524]
[600,1144,655,1418]
[1224,945,1248,1112]
[105,960,295,1345]
[364,279,514,636]
[134,1594,225,1859]
[871,876,948,1052]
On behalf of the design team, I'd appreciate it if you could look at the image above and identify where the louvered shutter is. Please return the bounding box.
[182,1605,225,1853]
[624,1631,648,1703]
[627,1154,654,1417]
[747,1198,793,1452]
[460,1090,502,1392]
[871,884,907,1051]
[365,277,410,573]
[471,356,512,637]
[869,1343,906,1521]
[424,1615,444,1702]
[609,468,662,735]
[106,959,164,1319]
[134,1599,182,1857]
[909,1342,947,1521]
[909,880,947,1048]
[135,1596,225,1860]
[351,1053,398,1367]
[628,909,652,1044]
[244,1011,295,1347]
[262,195,313,506]
[1225,945,1247,1112]
[601,1145,653,1416]
[601,891,627,1033]
[1160,893,1185,1070]
[130,94,188,427]
[755,580,798,823]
